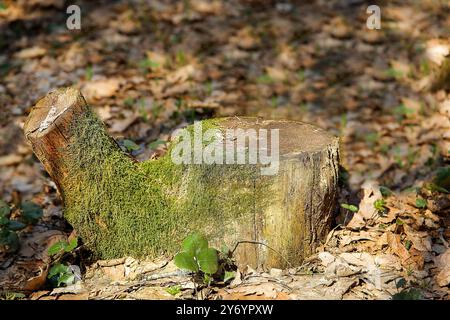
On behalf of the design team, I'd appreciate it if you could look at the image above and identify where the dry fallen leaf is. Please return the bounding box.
[82,78,122,100]
[14,46,47,59]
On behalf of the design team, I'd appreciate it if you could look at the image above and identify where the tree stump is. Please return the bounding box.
[24,87,339,269]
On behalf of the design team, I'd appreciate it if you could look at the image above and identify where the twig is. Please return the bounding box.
[231,240,293,268]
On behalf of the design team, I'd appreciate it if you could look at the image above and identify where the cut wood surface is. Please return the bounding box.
[24,87,339,268]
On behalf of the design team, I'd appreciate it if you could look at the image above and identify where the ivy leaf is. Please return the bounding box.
[48,263,67,278]
[182,232,208,256]
[396,278,407,289]
[48,241,66,256]
[48,263,75,287]
[197,247,218,275]
[7,220,26,231]
[57,273,75,287]
[0,200,11,219]
[174,252,198,272]
[0,229,20,253]
[20,201,43,224]
[392,288,423,300]
[341,203,358,212]
[0,215,9,226]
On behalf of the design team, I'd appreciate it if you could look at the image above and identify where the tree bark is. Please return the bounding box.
[24,87,339,269]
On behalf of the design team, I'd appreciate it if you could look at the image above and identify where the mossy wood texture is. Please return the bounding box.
[24,88,339,269]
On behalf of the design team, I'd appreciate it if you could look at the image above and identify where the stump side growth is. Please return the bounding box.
[24,87,339,268]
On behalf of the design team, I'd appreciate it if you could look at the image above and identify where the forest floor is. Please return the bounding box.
[0,0,449,300]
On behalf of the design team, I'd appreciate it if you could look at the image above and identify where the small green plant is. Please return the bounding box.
[392,104,415,119]
[124,97,135,107]
[384,68,404,79]
[297,70,305,81]
[340,203,358,212]
[257,74,274,84]
[374,198,387,214]
[85,65,93,81]
[138,58,159,73]
[47,237,79,288]
[175,50,186,66]
[223,270,236,283]
[121,139,141,152]
[151,102,163,119]
[165,285,182,296]
[392,277,423,300]
[174,232,219,284]
[0,200,42,253]
[47,263,76,287]
[205,80,213,96]
[48,238,78,256]
[404,239,412,250]
[0,291,25,300]
[433,166,450,191]
[364,132,379,147]
[0,2,7,11]
[415,197,427,209]
[379,186,393,197]
[148,139,166,150]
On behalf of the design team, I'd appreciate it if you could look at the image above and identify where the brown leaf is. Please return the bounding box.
[82,78,121,100]
[403,224,432,252]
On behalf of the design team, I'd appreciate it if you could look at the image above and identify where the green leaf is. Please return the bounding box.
[380,186,393,197]
[165,285,181,296]
[85,65,93,80]
[20,201,43,224]
[122,139,140,152]
[2,292,25,300]
[415,198,427,209]
[174,252,198,272]
[0,200,11,219]
[203,273,212,285]
[0,229,19,253]
[148,139,166,150]
[425,183,449,194]
[48,241,66,256]
[404,240,412,250]
[65,237,78,252]
[7,220,26,231]
[48,263,68,278]
[220,244,230,255]
[197,247,218,275]
[341,203,358,212]
[434,166,450,190]
[182,232,208,256]
[392,288,423,300]
[396,278,407,289]
[48,263,75,287]
[223,271,235,283]
[396,218,404,225]
[0,215,9,226]
[57,273,75,287]
[374,199,386,212]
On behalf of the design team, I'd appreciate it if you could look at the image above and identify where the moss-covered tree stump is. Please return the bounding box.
[24,88,339,269]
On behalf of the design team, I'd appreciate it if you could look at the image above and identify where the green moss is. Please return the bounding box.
[63,112,270,259]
